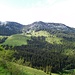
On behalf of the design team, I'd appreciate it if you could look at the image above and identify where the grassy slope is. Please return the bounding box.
[63,49,75,55]
[2,31,62,46]
[1,62,74,75]
[0,36,7,39]
[0,63,58,75]
[0,36,3,39]
[2,34,31,46]
[30,31,62,44]
[0,62,75,75]
[0,66,10,75]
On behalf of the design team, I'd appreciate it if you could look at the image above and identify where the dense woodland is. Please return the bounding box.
[2,35,75,74]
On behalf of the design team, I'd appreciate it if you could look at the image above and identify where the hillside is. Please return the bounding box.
[0,46,58,75]
[2,31,62,46]
[2,34,31,46]
[0,62,58,75]
[0,46,74,75]
[1,21,75,74]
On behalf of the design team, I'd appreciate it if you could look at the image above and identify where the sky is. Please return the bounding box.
[0,0,75,28]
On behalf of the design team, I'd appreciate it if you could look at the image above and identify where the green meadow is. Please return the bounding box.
[2,31,62,46]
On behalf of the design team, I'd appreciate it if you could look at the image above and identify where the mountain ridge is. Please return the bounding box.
[0,21,24,35]
[24,21,75,34]
[0,21,75,35]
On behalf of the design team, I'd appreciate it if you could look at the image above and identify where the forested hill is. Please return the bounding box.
[1,21,75,74]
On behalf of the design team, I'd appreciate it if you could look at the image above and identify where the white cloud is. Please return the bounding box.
[0,0,75,27]
[47,0,57,5]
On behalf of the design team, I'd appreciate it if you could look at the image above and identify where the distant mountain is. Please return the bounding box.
[24,21,75,33]
[0,21,24,35]
[0,21,75,36]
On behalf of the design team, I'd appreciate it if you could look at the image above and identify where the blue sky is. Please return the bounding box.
[0,0,75,28]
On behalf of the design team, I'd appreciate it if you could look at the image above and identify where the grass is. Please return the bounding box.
[19,65,48,75]
[29,31,62,44]
[0,36,3,39]
[1,62,75,75]
[2,31,62,46]
[0,36,8,40]
[2,34,31,46]
[9,62,59,75]
[22,66,58,75]
[63,49,75,55]
[0,62,58,75]
[1,61,75,75]
[0,66,10,75]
